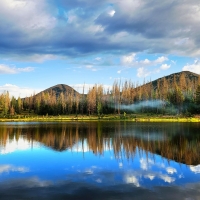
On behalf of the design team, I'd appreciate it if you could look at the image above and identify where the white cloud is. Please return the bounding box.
[108,10,115,17]
[120,54,169,71]
[0,165,29,174]
[0,136,40,155]
[0,84,42,98]
[182,60,200,74]
[140,158,148,170]
[0,164,29,174]
[85,65,98,71]
[86,65,93,69]
[124,175,140,187]
[119,162,123,168]
[160,64,171,70]
[95,57,101,61]
[85,169,93,175]
[190,165,200,174]
[166,167,177,175]
[136,57,170,78]
[121,53,136,65]
[0,64,34,74]
[17,67,34,72]
[5,0,26,8]
[0,0,56,32]
[155,56,168,64]
[142,59,151,64]
[0,64,17,74]
[96,178,102,183]
[140,158,154,170]
[159,174,175,183]
[137,67,151,78]
[139,56,168,67]
[144,174,155,180]
[118,0,143,16]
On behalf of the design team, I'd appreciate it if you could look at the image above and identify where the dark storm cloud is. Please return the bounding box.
[0,0,200,59]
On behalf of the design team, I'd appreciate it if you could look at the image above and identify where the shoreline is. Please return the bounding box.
[0,115,200,122]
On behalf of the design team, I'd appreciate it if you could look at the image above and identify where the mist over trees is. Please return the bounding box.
[0,71,200,117]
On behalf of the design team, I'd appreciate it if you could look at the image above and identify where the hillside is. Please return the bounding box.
[141,71,200,91]
[32,71,200,98]
[36,84,80,97]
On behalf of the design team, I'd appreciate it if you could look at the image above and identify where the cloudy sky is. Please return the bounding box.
[0,0,200,97]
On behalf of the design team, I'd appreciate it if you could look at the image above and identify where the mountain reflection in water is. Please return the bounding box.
[0,122,200,200]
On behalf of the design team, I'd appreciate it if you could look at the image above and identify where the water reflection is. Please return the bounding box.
[0,122,200,199]
[0,122,200,165]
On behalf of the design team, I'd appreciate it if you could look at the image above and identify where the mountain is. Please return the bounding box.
[141,71,200,91]
[36,84,80,97]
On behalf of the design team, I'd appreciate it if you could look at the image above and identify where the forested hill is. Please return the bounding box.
[150,71,200,90]
[34,71,200,98]
[36,84,80,97]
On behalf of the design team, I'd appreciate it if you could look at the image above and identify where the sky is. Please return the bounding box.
[0,0,200,97]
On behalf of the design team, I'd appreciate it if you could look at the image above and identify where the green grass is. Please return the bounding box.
[0,113,200,122]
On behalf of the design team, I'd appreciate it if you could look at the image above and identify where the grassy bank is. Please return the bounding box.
[0,114,200,122]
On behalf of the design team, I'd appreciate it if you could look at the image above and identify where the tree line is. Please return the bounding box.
[1,73,200,117]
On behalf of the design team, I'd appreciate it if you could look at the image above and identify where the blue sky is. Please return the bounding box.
[0,0,200,97]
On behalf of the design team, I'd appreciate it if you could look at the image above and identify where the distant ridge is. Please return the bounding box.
[36,84,80,97]
[149,71,200,90]
[31,71,200,98]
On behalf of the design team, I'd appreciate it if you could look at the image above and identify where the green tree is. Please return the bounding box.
[16,97,22,114]
[195,85,200,105]
[97,102,102,118]
[167,86,184,113]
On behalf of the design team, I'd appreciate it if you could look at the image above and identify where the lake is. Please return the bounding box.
[0,121,200,199]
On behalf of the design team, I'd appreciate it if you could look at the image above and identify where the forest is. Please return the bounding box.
[0,71,200,117]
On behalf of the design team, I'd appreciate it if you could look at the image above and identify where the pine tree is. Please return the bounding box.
[10,105,15,115]
[179,73,187,91]
[195,85,200,105]
[87,86,97,115]
[80,84,86,115]
[161,77,168,100]
[112,80,121,114]
[75,93,80,115]
[16,97,22,114]
[4,92,10,115]
[167,85,184,113]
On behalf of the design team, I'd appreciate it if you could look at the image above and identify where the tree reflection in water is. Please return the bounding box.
[0,122,200,165]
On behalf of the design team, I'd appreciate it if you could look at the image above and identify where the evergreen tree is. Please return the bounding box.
[167,85,184,113]
[195,85,200,105]
[16,97,22,114]
[179,73,187,91]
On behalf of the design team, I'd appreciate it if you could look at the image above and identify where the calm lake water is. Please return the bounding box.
[0,121,200,200]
